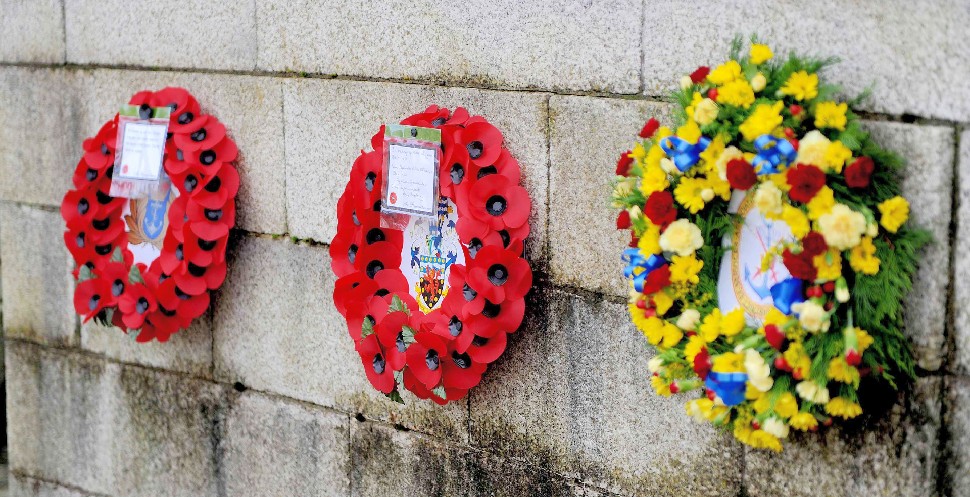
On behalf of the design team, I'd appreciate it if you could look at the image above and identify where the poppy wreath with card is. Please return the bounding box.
[61,88,239,343]
[330,105,532,404]
[611,39,929,451]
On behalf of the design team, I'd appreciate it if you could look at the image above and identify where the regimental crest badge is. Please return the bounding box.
[402,198,464,313]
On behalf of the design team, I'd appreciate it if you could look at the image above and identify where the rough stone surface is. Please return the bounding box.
[78,70,287,235]
[745,377,942,497]
[945,376,970,497]
[64,0,257,71]
[283,78,549,261]
[548,95,674,297]
[80,315,212,378]
[0,204,76,346]
[257,0,641,94]
[470,289,743,496]
[0,67,82,207]
[864,122,954,372]
[954,130,970,375]
[9,474,103,497]
[642,0,970,121]
[212,235,468,440]
[222,391,350,497]
[0,0,65,64]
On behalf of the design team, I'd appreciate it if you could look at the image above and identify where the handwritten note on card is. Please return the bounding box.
[384,143,437,217]
[117,122,167,181]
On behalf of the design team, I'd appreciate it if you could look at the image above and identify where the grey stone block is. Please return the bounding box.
[470,289,743,496]
[0,67,83,207]
[954,130,970,375]
[81,315,213,378]
[9,474,102,497]
[745,376,942,497]
[864,122,954,372]
[283,78,549,261]
[222,392,350,497]
[212,235,468,440]
[0,203,77,346]
[0,0,65,63]
[6,341,115,495]
[64,0,257,71]
[257,0,641,94]
[548,95,674,297]
[642,0,970,121]
[946,376,970,497]
[79,70,287,235]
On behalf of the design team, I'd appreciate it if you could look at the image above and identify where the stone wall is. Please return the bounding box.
[0,1,968,496]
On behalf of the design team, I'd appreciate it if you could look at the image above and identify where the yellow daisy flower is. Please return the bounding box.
[670,255,704,284]
[674,177,707,214]
[720,309,747,337]
[827,357,860,385]
[849,236,881,275]
[738,101,785,142]
[825,397,863,419]
[717,79,756,108]
[824,140,853,173]
[780,71,819,101]
[775,393,799,419]
[640,163,669,195]
[789,412,818,431]
[878,196,909,233]
[813,249,843,281]
[708,60,743,85]
[712,351,745,373]
[684,334,707,364]
[814,101,848,131]
[699,309,722,342]
[750,43,774,64]
[650,375,672,397]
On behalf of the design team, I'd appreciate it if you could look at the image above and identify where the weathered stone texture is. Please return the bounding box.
[81,315,213,379]
[0,0,65,64]
[642,0,970,121]
[0,203,76,346]
[946,376,970,497]
[9,474,104,497]
[283,78,549,261]
[64,0,257,71]
[257,0,641,93]
[953,129,970,375]
[222,392,351,497]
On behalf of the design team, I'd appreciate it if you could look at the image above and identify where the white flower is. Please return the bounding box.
[693,98,719,126]
[659,219,704,256]
[792,301,829,333]
[818,203,867,250]
[676,309,701,331]
[754,181,784,217]
[700,188,715,202]
[648,356,664,373]
[763,417,790,439]
[796,380,830,404]
[750,73,767,92]
[628,205,642,221]
[660,158,679,175]
[680,75,693,90]
[744,349,773,392]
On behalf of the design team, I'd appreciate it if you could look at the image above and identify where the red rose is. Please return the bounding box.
[786,164,826,203]
[845,156,875,189]
[690,66,711,84]
[639,118,660,139]
[644,191,677,228]
[616,209,631,230]
[641,264,671,295]
[616,150,634,176]
[726,159,757,190]
[801,231,828,257]
[782,249,817,281]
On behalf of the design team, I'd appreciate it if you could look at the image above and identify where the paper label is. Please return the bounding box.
[717,190,795,322]
[110,105,171,199]
[401,198,465,313]
[380,125,441,219]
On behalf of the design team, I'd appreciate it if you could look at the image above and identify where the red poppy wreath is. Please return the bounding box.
[61,88,238,343]
[330,105,533,404]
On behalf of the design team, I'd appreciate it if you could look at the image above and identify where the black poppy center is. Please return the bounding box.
[111,279,125,297]
[168,102,179,112]
[372,353,386,374]
[96,190,114,205]
[95,244,112,255]
[198,238,217,251]
[204,176,222,193]
[468,238,483,258]
[425,349,440,371]
[477,166,497,179]
[191,129,207,142]
[482,300,501,318]
[175,244,184,261]
[467,141,484,159]
[138,104,152,120]
[450,164,465,185]
[205,209,223,221]
[187,262,206,277]
[452,351,472,369]
[85,168,98,182]
[373,200,382,212]
[160,305,177,317]
[175,286,191,300]
[487,264,509,285]
[374,288,389,297]
[364,172,376,192]
[396,332,407,353]
[101,143,110,155]
[486,195,507,216]
[431,117,447,127]
[136,297,150,314]
[448,316,462,337]
[184,175,198,192]
[366,260,384,278]
[92,218,110,231]
[88,295,101,311]
[177,112,194,125]
[348,244,358,263]
[472,335,489,347]
[77,198,90,215]
[176,149,184,161]
[499,230,511,247]
[366,228,385,244]
[75,232,86,248]
[462,283,477,301]
[352,210,360,226]
[200,150,216,165]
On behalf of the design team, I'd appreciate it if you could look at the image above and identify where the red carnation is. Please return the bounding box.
[726,159,757,190]
[616,150,634,175]
[641,265,671,295]
[639,118,660,139]
[845,156,875,189]
[801,231,828,257]
[782,249,817,281]
[786,164,826,203]
[616,210,631,230]
[644,191,677,229]
[693,347,711,380]
[690,66,711,84]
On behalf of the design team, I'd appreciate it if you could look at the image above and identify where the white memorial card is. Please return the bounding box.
[383,143,438,217]
[117,121,168,181]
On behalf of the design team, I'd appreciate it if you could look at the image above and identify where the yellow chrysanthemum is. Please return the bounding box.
[783,343,812,379]
[849,236,880,275]
[857,328,874,352]
[825,397,863,419]
[644,143,666,170]
[638,222,662,255]
[717,79,756,108]
[748,429,783,452]
[699,135,725,173]
[708,60,743,85]
[650,375,672,397]
[660,322,684,348]
[795,130,831,169]
[640,163,670,195]
[738,101,785,142]
[720,309,747,337]
[670,255,704,284]
[630,143,647,162]
[674,177,708,214]
[699,309,722,342]
[782,205,810,238]
[878,196,910,233]
[789,412,818,431]
[818,203,867,250]
[824,140,853,174]
[806,186,835,220]
[684,334,707,364]
[750,43,774,64]
[764,308,790,327]
[813,249,843,281]
[640,316,666,345]
[827,357,860,385]
[652,290,674,316]
[780,71,819,101]
[628,304,654,333]
[814,101,848,131]
[706,173,732,201]
[677,121,703,144]
[775,393,799,419]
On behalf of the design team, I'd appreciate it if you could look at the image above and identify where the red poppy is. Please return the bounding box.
[349,151,384,206]
[463,147,521,188]
[168,105,207,136]
[401,105,452,128]
[72,158,101,189]
[845,156,874,189]
[639,118,660,139]
[81,121,117,170]
[373,269,411,301]
[172,260,227,296]
[464,298,526,339]
[455,216,528,259]
[375,310,411,371]
[143,307,181,342]
[61,189,99,229]
[440,134,470,198]
[616,151,634,176]
[464,326,507,364]
[440,347,487,390]
[73,278,112,322]
[192,163,240,210]
[644,190,677,228]
[357,334,396,394]
[782,249,817,281]
[402,368,468,405]
[185,198,236,241]
[801,231,828,257]
[100,262,130,303]
[466,245,532,303]
[726,158,757,190]
[183,222,229,267]
[405,331,449,389]
[690,66,711,83]
[468,174,530,231]
[459,121,503,167]
[118,282,156,329]
[641,265,671,295]
[786,164,826,203]
[333,272,378,318]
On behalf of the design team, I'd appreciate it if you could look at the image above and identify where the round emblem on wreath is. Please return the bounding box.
[61,88,239,343]
[612,40,929,450]
[331,105,533,404]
